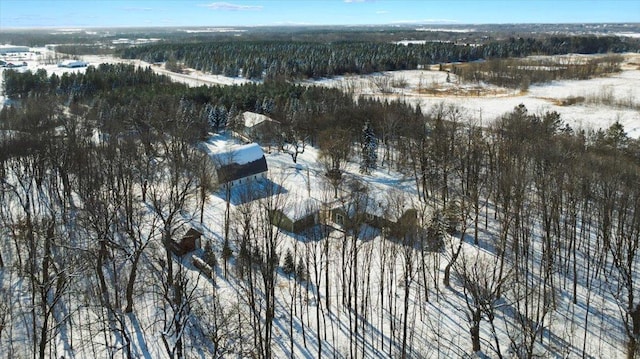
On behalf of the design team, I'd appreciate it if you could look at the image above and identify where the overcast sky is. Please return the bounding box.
[1,0,639,28]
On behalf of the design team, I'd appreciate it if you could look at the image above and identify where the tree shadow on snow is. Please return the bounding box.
[215,178,287,205]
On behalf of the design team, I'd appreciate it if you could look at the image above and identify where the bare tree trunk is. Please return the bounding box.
[124,250,143,313]
[470,308,481,353]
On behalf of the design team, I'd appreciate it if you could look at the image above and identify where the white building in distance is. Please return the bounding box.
[0,45,30,55]
[58,60,89,68]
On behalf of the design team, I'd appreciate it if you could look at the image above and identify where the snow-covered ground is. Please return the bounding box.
[197,135,627,358]
[308,53,640,138]
[0,126,632,358]
[1,48,639,357]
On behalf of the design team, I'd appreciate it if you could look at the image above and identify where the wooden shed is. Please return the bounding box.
[170,228,203,256]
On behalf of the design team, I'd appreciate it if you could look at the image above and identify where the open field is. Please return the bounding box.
[309,53,640,138]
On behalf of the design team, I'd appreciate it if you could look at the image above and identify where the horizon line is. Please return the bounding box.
[2,21,640,31]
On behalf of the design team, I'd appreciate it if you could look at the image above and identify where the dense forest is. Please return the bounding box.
[117,35,636,81]
[2,59,640,358]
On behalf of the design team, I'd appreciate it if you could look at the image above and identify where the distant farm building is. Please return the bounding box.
[0,45,29,55]
[204,142,269,188]
[4,61,27,68]
[58,60,88,68]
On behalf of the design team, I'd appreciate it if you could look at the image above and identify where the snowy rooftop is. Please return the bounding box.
[282,196,322,221]
[335,184,419,220]
[242,111,274,128]
[58,59,88,67]
[201,135,265,166]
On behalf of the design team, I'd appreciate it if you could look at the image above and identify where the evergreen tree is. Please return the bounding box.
[295,257,307,282]
[237,240,251,279]
[203,103,216,131]
[261,97,275,114]
[360,121,378,174]
[226,104,242,134]
[282,249,295,275]
[203,241,217,268]
[203,103,229,133]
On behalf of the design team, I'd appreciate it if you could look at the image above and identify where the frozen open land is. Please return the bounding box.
[308,53,640,138]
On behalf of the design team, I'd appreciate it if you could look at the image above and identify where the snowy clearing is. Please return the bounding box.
[308,53,640,138]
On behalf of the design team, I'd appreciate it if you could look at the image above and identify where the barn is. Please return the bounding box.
[0,45,29,54]
[208,142,268,188]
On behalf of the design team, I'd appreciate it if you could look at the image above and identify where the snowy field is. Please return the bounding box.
[307,53,640,138]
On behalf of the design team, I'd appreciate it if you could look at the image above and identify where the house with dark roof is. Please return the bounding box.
[207,142,268,188]
[324,185,420,238]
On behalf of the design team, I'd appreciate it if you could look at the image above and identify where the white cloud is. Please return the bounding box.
[121,7,154,11]
[200,2,263,11]
[392,18,459,24]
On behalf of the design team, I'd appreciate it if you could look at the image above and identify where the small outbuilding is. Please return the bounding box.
[170,228,203,256]
[270,198,321,234]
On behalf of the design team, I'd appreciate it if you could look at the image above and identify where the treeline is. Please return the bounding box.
[54,44,117,56]
[1,64,413,150]
[2,64,173,100]
[118,35,636,81]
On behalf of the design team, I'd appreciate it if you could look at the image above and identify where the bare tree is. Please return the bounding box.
[231,177,288,359]
[603,166,640,359]
[454,252,510,357]
[146,128,200,359]
[443,197,470,288]
[318,128,351,198]
[157,262,201,359]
